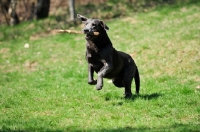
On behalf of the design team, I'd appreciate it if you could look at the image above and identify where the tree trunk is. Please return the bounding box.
[36,0,50,19]
[68,0,75,21]
[8,0,20,26]
[0,0,11,25]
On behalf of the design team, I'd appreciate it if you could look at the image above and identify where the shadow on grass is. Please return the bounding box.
[1,123,199,132]
[104,93,162,101]
[127,93,162,101]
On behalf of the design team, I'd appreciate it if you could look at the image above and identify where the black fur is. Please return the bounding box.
[77,14,140,98]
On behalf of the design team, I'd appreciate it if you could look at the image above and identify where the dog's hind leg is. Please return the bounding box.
[123,79,133,98]
[123,65,134,98]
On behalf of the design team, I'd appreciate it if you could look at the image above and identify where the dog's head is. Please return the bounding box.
[77,14,109,40]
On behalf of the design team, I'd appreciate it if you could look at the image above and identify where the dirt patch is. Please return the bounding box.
[0,48,10,53]
[122,17,138,24]
[24,60,38,71]
[29,30,57,40]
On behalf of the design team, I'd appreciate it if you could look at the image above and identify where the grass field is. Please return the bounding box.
[0,2,200,132]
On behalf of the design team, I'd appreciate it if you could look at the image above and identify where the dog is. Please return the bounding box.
[77,14,140,98]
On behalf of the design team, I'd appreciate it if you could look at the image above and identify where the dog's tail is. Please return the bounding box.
[134,66,140,94]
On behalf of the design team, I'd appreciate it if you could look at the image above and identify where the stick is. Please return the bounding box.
[55,30,99,35]
[56,29,83,34]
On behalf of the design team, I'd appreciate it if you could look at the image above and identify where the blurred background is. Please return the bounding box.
[0,0,198,27]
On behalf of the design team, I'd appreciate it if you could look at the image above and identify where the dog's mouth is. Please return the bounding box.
[85,32,96,39]
[83,29,100,40]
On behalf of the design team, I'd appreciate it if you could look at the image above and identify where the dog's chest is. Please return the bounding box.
[86,43,102,65]
[86,47,100,62]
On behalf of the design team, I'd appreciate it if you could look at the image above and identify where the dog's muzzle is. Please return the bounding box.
[83,29,90,34]
[83,29,94,35]
[83,29,95,39]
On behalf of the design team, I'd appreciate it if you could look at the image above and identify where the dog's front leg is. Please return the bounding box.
[88,64,97,85]
[96,56,113,90]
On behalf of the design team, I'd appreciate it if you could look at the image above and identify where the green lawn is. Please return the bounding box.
[0,2,200,132]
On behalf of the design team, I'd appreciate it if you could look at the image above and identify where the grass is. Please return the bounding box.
[0,2,200,132]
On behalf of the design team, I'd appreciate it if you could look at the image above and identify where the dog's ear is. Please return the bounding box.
[77,14,87,23]
[100,21,109,30]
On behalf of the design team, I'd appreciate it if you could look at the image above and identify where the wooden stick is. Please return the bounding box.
[56,29,83,34]
[93,32,100,35]
[55,30,99,35]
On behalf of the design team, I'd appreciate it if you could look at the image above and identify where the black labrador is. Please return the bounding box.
[77,14,140,98]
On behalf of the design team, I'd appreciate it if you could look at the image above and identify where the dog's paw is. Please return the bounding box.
[124,92,132,99]
[88,80,97,85]
[96,84,103,90]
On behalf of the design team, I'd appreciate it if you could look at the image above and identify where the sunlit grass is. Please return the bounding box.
[0,3,200,132]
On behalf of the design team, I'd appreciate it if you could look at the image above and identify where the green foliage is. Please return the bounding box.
[77,0,200,19]
[0,2,200,131]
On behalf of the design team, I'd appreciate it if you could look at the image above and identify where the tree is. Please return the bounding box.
[36,0,50,19]
[0,0,11,25]
[68,0,75,21]
[8,0,20,26]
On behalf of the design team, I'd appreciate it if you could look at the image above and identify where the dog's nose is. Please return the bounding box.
[83,29,89,33]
